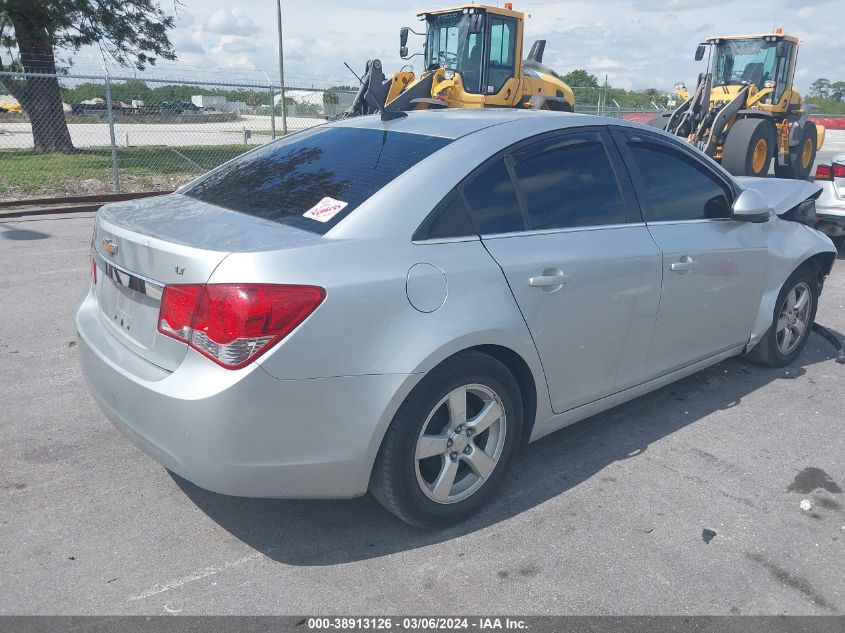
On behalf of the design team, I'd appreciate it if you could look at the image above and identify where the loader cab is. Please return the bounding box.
[420,6,521,96]
[704,33,798,107]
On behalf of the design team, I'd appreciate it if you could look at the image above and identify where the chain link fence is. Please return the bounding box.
[0,70,357,201]
[0,70,670,202]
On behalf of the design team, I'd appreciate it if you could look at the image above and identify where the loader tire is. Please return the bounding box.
[721,118,776,177]
[775,122,817,181]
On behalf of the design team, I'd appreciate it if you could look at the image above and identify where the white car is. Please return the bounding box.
[814,153,845,250]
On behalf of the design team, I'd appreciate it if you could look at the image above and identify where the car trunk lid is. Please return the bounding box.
[92,194,320,371]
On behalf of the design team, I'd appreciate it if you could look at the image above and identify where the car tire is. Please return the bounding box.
[775,122,817,181]
[747,265,819,367]
[832,235,845,251]
[370,351,523,528]
[721,118,776,177]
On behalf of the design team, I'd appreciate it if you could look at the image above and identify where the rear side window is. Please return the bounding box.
[462,158,524,234]
[512,131,627,229]
[415,191,475,240]
[184,127,451,234]
[626,140,733,222]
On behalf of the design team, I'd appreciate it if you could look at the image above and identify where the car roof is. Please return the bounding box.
[328,109,619,140]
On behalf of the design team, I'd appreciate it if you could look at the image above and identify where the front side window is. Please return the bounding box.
[184,127,451,234]
[511,131,627,230]
[487,17,516,94]
[625,139,733,222]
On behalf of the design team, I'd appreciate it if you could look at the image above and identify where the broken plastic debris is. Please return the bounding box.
[702,529,717,544]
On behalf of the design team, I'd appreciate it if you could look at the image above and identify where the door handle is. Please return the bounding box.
[529,269,568,288]
[670,256,696,273]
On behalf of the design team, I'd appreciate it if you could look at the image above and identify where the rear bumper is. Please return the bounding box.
[76,287,417,498]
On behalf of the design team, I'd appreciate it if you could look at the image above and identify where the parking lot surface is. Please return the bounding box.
[0,115,322,149]
[816,129,845,167]
[1,207,844,615]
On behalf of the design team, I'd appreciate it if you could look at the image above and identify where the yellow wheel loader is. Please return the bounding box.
[651,31,824,180]
[343,3,575,119]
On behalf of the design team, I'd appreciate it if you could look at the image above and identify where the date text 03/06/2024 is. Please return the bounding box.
[305,617,528,630]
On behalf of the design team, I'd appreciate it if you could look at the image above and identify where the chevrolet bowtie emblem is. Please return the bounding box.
[102,238,118,256]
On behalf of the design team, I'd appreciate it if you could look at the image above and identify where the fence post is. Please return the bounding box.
[269,83,276,140]
[104,73,121,193]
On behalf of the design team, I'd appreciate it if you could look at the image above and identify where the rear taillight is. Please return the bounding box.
[815,164,833,181]
[833,163,845,178]
[158,284,325,369]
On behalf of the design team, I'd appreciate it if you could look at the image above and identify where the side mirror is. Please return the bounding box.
[776,41,787,58]
[400,46,409,58]
[732,188,771,223]
[469,13,483,34]
[400,27,409,48]
[695,44,706,61]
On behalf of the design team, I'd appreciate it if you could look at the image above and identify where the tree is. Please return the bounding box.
[0,1,176,153]
[831,81,845,103]
[809,78,830,99]
[562,69,599,88]
[110,79,154,105]
[323,85,355,106]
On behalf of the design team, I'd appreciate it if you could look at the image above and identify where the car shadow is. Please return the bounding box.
[172,329,844,566]
[0,222,50,241]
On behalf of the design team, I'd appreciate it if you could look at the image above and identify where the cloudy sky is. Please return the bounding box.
[78,0,844,92]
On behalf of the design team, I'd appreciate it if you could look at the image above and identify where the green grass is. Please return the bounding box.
[0,144,252,199]
[806,98,845,116]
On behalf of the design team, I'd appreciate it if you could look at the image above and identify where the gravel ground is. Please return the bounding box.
[0,210,843,616]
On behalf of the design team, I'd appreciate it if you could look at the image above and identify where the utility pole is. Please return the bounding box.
[275,0,288,134]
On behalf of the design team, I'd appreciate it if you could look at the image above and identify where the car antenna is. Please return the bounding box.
[343,61,407,122]
[344,61,366,87]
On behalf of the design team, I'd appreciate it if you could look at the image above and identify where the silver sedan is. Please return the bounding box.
[76,110,837,527]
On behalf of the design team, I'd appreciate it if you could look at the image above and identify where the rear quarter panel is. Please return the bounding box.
[208,237,540,380]
[207,236,552,472]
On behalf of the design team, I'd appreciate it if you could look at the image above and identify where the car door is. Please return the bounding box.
[464,128,663,414]
[612,129,769,378]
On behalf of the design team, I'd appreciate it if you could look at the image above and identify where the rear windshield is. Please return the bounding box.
[183,126,452,234]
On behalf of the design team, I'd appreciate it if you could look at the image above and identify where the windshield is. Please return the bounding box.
[712,38,779,89]
[425,12,483,93]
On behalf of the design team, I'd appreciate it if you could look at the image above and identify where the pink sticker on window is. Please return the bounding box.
[303,196,349,223]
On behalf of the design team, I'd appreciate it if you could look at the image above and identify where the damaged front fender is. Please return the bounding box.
[746,219,836,352]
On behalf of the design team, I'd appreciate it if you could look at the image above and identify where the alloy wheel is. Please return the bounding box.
[776,281,812,355]
[414,384,507,504]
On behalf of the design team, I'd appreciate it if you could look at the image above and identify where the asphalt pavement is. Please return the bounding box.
[1,202,844,615]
